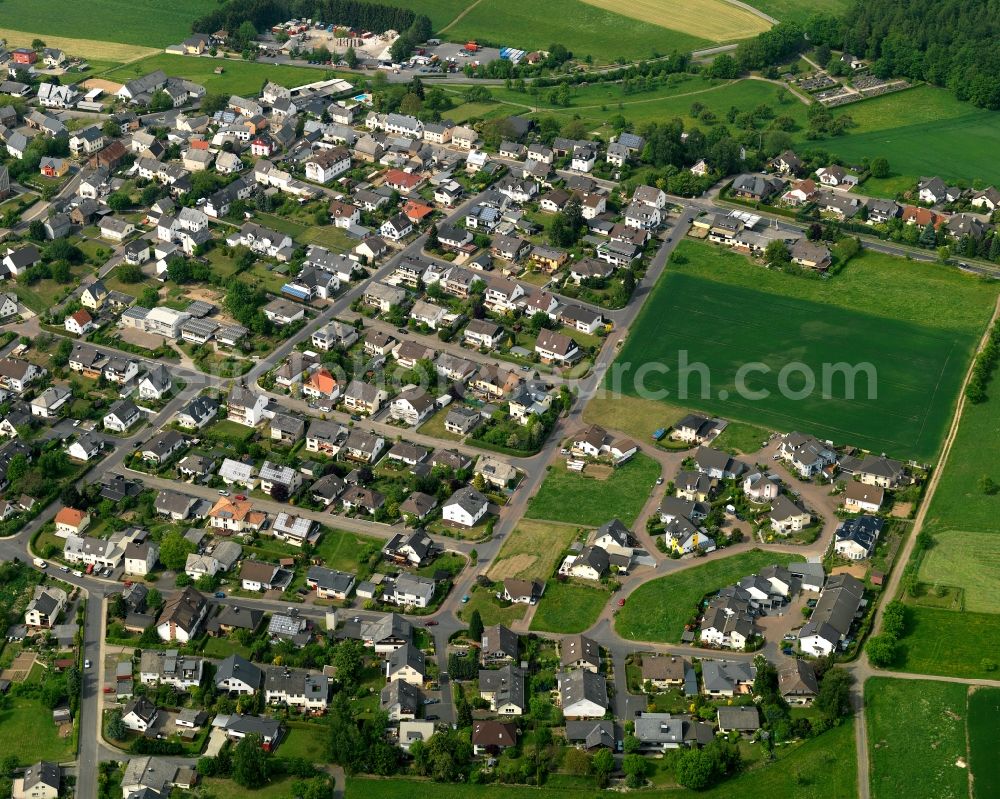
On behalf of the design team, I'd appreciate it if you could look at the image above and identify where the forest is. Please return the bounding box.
[743,1,1000,110]
[193,0,417,41]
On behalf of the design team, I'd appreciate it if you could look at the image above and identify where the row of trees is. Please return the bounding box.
[965,318,1000,403]
[194,0,418,44]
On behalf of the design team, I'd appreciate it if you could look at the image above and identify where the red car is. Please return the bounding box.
[425,620,438,626]
[617,598,626,607]
[235,494,246,501]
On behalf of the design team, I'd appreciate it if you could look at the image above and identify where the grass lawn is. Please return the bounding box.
[530,581,610,634]
[615,550,805,643]
[712,421,771,456]
[101,54,340,97]
[199,636,250,659]
[866,678,969,799]
[696,717,857,798]
[14,274,80,314]
[0,0,205,47]
[487,519,581,583]
[444,0,710,66]
[917,531,1000,614]
[314,529,384,576]
[609,240,998,462]
[968,687,1000,799]
[457,587,527,627]
[276,725,328,762]
[202,776,300,799]
[807,85,1000,186]
[417,407,464,442]
[526,453,660,527]
[892,606,1000,680]
[202,418,257,445]
[451,76,805,137]
[0,697,76,765]
[346,719,857,797]
[583,394,690,442]
[299,224,355,252]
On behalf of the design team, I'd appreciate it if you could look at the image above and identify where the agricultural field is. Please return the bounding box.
[0,0,206,48]
[609,241,998,462]
[866,678,970,799]
[487,520,581,583]
[529,582,610,634]
[921,379,1000,533]
[390,0,475,31]
[615,550,804,642]
[444,0,710,65]
[99,55,337,98]
[0,27,155,62]
[917,531,1000,614]
[968,688,1000,799]
[525,453,661,528]
[892,606,1000,680]
[808,86,1000,187]
[744,0,853,23]
[578,0,771,42]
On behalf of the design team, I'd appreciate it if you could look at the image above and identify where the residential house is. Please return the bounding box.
[834,515,883,560]
[156,587,208,643]
[769,495,811,534]
[479,665,526,716]
[442,485,489,527]
[798,574,865,656]
[558,669,608,719]
[25,586,67,629]
[843,481,884,514]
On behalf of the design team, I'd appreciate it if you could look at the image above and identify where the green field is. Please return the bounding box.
[0,698,76,765]
[745,0,852,23]
[277,726,328,762]
[346,717,857,797]
[968,688,1000,799]
[0,0,206,48]
[457,587,527,627]
[922,382,1000,533]
[608,241,997,462]
[387,0,472,30]
[530,582,610,634]
[314,529,384,575]
[444,0,710,65]
[616,550,804,642]
[809,86,1000,186]
[100,55,337,97]
[917,531,1000,614]
[525,453,660,527]
[893,606,1000,680]
[711,421,771,455]
[866,678,969,799]
[445,76,806,136]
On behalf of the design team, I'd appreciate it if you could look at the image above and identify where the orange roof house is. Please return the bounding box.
[302,368,339,399]
[208,497,267,533]
[55,507,91,535]
[402,200,434,224]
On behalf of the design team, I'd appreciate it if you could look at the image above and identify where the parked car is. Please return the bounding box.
[215,592,226,598]
[425,620,438,626]
[84,659,91,669]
